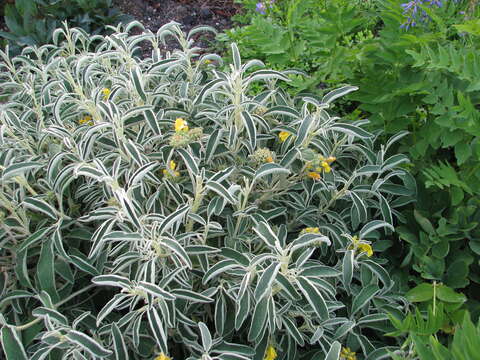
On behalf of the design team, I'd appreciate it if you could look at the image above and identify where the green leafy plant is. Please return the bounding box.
[389,308,480,360]
[0,0,126,51]
[351,0,480,295]
[220,0,377,91]
[0,22,416,359]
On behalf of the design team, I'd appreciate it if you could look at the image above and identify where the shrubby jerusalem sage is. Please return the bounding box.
[0,21,414,359]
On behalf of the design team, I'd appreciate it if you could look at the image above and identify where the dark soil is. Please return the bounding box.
[113,0,242,56]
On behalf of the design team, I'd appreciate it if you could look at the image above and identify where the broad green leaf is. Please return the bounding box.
[436,285,466,304]
[405,283,434,303]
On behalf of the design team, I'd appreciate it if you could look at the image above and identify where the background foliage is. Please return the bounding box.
[0,0,126,51]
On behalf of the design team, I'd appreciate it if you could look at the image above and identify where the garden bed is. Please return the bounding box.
[114,0,241,54]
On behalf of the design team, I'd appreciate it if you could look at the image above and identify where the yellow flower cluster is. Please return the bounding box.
[301,227,320,234]
[169,118,203,148]
[163,160,180,178]
[154,353,172,360]
[175,118,189,132]
[278,131,291,142]
[340,347,357,360]
[306,155,336,181]
[264,345,277,360]
[102,88,111,101]
[252,147,275,165]
[349,235,373,257]
[79,115,93,126]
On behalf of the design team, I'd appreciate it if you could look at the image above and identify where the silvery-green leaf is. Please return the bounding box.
[254,262,280,301]
[324,341,341,360]
[322,85,358,104]
[1,326,28,360]
[248,296,269,342]
[297,277,329,320]
[65,330,112,358]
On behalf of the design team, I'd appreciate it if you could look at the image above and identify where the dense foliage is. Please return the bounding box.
[224,0,480,307]
[0,0,126,51]
[0,21,417,359]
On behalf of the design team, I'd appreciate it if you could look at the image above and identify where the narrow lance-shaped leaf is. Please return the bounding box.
[1,326,28,360]
[254,262,280,301]
[206,180,236,204]
[351,284,380,316]
[322,85,358,104]
[23,197,58,220]
[325,341,342,360]
[248,296,269,342]
[65,330,112,358]
[254,163,290,182]
[111,322,128,360]
[297,277,329,320]
[199,322,213,352]
[37,238,58,302]
[343,250,354,293]
[241,111,256,154]
[2,162,42,180]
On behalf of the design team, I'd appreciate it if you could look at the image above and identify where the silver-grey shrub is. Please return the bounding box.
[0,21,415,360]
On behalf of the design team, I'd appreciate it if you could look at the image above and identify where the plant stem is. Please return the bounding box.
[13,284,96,331]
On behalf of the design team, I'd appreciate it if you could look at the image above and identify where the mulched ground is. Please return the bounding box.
[113,0,242,56]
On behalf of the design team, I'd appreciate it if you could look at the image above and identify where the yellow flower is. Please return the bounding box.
[326,156,336,163]
[79,115,93,125]
[266,156,274,163]
[264,345,277,360]
[154,353,172,360]
[163,160,180,177]
[204,59,212,65]
[357,243,373,257]
[102,88,111,101]
[175,118,189,132]
[348,236,373,257]
[303,227,320,234]
[279,131,291,142]
[340,347,357,360]
[307,171,321,180]
[321,161,331,173]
